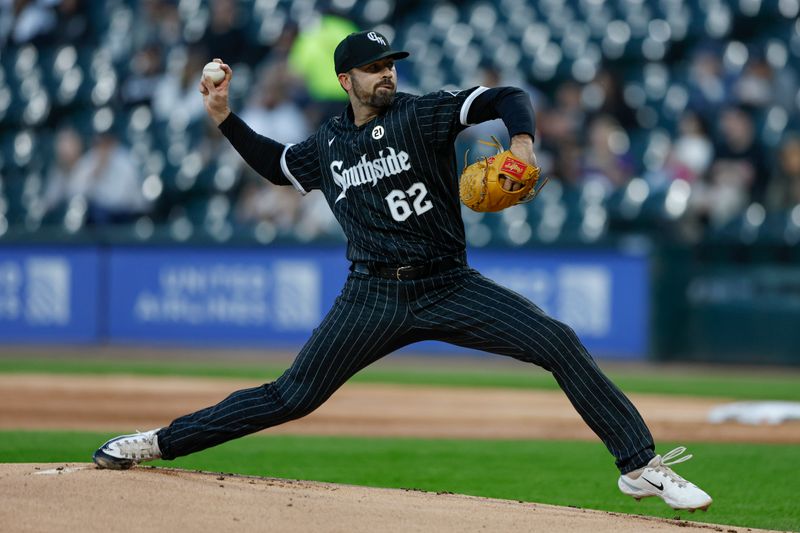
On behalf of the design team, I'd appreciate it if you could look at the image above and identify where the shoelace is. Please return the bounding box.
[651,446,693,487]
[115,431,158,460]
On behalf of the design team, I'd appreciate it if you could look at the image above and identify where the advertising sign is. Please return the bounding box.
[0,247,100,342]
[107,247,350,345]
[471,249,648,359]
[106,246,648,358]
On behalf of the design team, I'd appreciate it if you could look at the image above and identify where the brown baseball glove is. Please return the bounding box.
[459,137,548,212]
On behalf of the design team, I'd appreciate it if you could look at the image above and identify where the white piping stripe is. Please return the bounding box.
[279,144,308,195]
[459,86,490,126]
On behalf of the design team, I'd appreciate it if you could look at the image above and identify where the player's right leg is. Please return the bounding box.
[93,273,415,469]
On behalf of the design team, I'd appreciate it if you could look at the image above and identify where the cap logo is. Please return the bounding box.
[367,32,387,46]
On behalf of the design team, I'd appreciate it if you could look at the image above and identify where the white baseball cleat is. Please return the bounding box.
[93,429,162,470]
[618,447,713,512]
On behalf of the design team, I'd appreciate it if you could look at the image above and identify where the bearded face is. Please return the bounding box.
[348,59,397,110]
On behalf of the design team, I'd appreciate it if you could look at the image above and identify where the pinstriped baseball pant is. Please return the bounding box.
[156,266,655,474]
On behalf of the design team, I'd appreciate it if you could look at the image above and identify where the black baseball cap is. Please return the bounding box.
[334,31,409,74]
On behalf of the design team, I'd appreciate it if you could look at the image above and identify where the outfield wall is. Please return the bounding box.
[0,245,649,360]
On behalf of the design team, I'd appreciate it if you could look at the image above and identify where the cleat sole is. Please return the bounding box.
[671,503,712,513]
[93,450,135,470]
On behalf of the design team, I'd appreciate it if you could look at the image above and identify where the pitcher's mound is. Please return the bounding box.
[0,463,758,532]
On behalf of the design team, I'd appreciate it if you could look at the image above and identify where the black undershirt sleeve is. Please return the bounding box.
[466,86,536,141]
[217,112,291,186]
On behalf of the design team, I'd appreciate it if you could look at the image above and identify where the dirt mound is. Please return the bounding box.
[0,463,771,533]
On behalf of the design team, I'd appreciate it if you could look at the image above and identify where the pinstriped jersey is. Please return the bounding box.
[280,86,490,264]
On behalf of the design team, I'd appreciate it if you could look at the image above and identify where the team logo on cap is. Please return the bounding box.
[372,125,384,140]
[367,32,386,46]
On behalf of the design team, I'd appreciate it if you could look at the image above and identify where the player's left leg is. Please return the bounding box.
[411,268,711,510]
[413,268,654,473]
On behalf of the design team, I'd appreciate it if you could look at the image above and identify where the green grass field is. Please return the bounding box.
[1,431,798,531]
[2,356,799,531]
[2,356,800,400]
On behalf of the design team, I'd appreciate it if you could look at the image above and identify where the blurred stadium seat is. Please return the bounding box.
[0,0,797,249]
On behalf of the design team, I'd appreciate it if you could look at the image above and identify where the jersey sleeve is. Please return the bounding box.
[414,86,490,148]
[280,133,323,194]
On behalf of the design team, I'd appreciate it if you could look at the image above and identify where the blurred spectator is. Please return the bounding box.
[690,161,751,229]
[689,108,764,228]
[240,61,310,144]
[733,55,774,110]
[766,134,800,210]
[152,45,207,123]
[735,53,799,114]
[235,178,301,233]
[686,47,730,122]
[288,13,358,120]
[671,112,714,182]
[235,182,339,241]
[201,0,257,65]
[551,80,586,144]
[537,82,584,146]
[536,81,586,178]
[713,105,769,202]
[294,190,342,241]
[646,111,714,191]
[0,0,57,47]
[552,142,585,189]
[131,0,181,51]
[68,131,149,224]
[266,23,300,62]
[41,126,83,213]
[53,0,90,45]
[120,42,165,108]
[584,67,637,130]
[196,119,237,167]
[580,114,634,192]
[194,119,243,201]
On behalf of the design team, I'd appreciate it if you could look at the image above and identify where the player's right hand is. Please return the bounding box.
[199,58,232,126]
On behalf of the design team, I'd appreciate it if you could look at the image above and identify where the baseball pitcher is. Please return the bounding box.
[94,31,712,512]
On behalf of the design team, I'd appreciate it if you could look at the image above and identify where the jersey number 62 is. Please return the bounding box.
[385,182,434,222]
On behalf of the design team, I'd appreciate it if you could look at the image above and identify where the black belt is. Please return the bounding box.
[351,254,466,281]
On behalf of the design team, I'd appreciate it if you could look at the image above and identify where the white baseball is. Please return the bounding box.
[202,61,225,85]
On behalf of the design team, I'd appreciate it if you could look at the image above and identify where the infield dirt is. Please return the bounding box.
[1,373,798,443]
[2,362,797,533]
